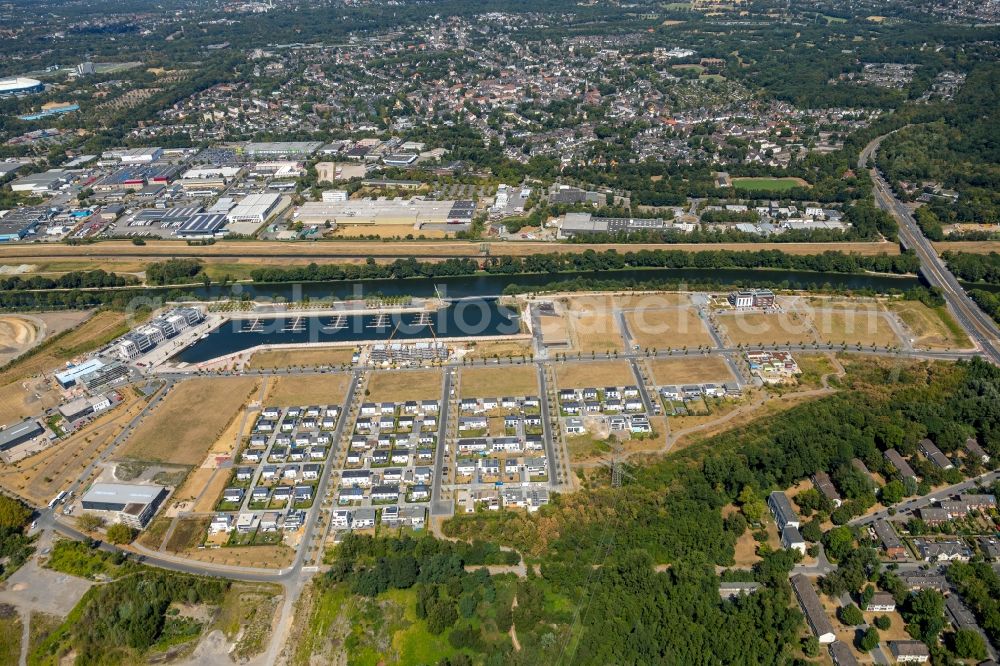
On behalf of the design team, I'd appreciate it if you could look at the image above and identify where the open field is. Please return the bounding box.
[0,395,145,505]
[717,311,816,346]
[557,296,623,353]
[566,433,611,462]
[248,347,357,370]
[165,517,211,552]
[648,356,734,385]
[624,308,714,349]
[193,470,232,513]
[366,369,442,402]
[0,310,130,424]
[731,177,810,191]
[264,374,350,406]
[178,544,294,569]
[460,339,533,361]
[932,240,1000,255]
[0,240,901,266]
[555,361,635,388]
[460,366,537,398]
[539,316,570,347]
[812,308,900,347]
[115,377,259,466]
[887,301,972,349]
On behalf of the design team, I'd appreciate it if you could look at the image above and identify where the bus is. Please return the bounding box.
[47,490,68,509]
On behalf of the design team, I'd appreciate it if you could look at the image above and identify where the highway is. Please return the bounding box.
[860,134,1000,365]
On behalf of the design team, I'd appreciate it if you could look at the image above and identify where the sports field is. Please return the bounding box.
[731,177,810,192]
[116,377,259,466]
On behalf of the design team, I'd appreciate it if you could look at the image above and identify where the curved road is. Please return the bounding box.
[860,134,1000,364]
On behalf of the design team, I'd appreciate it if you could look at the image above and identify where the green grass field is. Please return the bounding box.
[731,177,809,192]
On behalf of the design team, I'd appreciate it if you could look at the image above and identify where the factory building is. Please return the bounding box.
[54,358,106,388]
[0,419,45,452]
[80,483,168,528]
[226,192,282,225]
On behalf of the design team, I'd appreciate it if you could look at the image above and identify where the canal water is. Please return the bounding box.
[183,267,929,302]
[175,298,521,364]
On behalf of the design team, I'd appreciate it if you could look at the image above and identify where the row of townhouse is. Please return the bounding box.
[456,456,547,479]
[359,400,439,416]
[558,386,641,401]
[356,413,438,432]
[560,396,644,414]
[210,509,305,534]
[565,413,650,435]
[331,505,426,530]
[261,405,339,421]
[457,435,545,454]
[918,493,997,525]
[660,383,740,401]
[458,395,541,413]
[223,483,314,505]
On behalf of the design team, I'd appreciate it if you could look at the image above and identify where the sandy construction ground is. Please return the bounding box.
[264,373,351,406]
[716,311,816,346]
[0,311,92,368]
[248,347,357,370]
[624,308,714,350]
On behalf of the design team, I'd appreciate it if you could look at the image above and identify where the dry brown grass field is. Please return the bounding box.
[115,377,259,466]
[887,301,972,349]
[264,374,351,406]
[179,544,295,569]
[812,309,900,347]
[555,361,635,388]
[717,311,816,346]
[366,369,442,402]
[625,308,714,349]
[461,339,533,360]
[648,356,734,385]
[460,365,538,398]
[248,347,357,370]
[0,239,901,263]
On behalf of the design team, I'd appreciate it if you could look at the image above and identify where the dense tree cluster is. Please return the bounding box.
[0,270,135,292]
[942,251,1000,284]
[145,259,207,286]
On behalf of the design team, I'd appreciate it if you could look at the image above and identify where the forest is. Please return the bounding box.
[941,251,1000,284]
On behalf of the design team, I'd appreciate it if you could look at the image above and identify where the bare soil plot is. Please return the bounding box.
[612,292,692,308]
[558,295,624,353]
[555,361,635,388]
[366,369,442,402]
[116,377,259,466]
[648,356,734,385]
[539,316,570,347]
[717,311,815,346]
[194,470,233,513]
[813,309,900,347]
[887,301,972,349]
[460,366,537,398]
[264,374,351,407]
[180,544,294,569]
[625,308,714,349]
[0,395,144,505]
[461,339,533,361]
[0,315,42,367]
[248,347,357,370]
[165,517,210,552]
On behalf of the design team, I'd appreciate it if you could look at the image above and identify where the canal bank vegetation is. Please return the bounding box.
[245,249,920,284]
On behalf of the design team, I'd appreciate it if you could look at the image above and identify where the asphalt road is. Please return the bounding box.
[860,134,1000,365]
[849,469,1000,527]
[430,368,454,516]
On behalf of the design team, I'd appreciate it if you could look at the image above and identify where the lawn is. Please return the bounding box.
[648,356,735,385]
[731,177,810,192]
[116,376,259,466]
[264,373,351,407]
[717,311,815,346]
[460,365,538,398]
[624,308,714,349]
[555,361,635,388]
[366,369,442,402]
[248,347,357,370]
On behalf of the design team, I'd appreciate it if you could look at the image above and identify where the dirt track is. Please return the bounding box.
[0,239,902,265]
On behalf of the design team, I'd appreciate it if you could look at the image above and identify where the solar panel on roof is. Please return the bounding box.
[177,213,227,234]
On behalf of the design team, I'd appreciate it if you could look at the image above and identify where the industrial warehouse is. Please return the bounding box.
[293,197,475,233]
[80,483,168,528]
